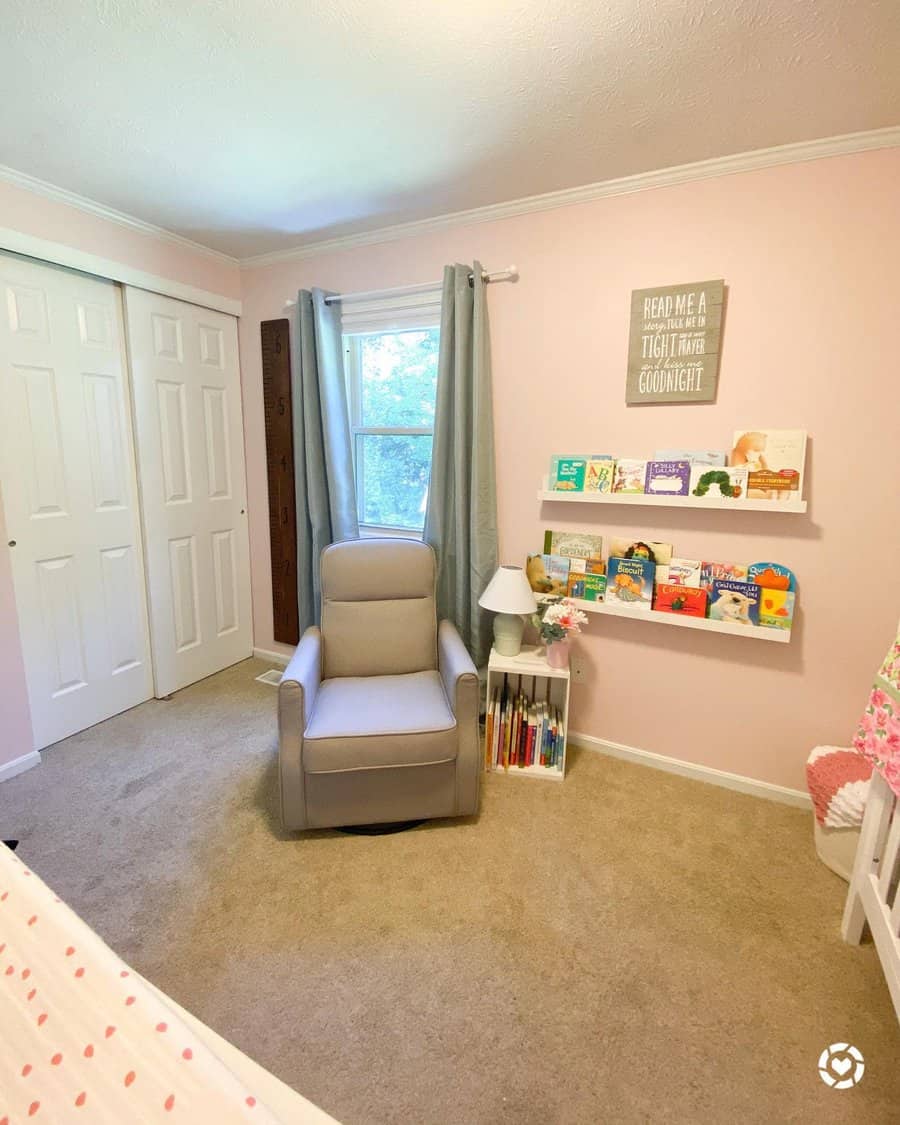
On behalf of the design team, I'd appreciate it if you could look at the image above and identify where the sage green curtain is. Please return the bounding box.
[292,288,359,632]
[424,262,498,666]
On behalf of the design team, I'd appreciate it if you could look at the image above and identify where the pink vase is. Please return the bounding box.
[546,639,570,669]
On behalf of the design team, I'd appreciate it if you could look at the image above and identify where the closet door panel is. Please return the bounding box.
[125,289,251,696]
[0,254,153,749]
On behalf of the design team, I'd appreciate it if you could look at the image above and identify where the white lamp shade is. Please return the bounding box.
[478,566,538,614]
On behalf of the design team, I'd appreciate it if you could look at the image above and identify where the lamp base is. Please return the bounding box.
[493,612,525,656]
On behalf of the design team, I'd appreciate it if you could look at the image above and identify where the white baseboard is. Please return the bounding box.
[252,646,292,667]
[568,731,811,809]
[0,750,41,784]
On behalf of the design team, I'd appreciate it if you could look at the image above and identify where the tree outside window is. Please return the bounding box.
[345,327,440,532]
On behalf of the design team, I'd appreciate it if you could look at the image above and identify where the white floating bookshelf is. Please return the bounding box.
[538,480,807,513]
[539,595,791,644]
[486,646,570,780]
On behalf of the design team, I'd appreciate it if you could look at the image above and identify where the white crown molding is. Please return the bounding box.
[570,731,811,809]
[0,164,239,266]
[240,125,900,269]
[0,227,241,316]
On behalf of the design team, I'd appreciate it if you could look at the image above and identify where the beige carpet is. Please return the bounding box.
[2,658,898,1124]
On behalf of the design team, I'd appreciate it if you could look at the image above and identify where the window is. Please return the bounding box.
[344,317,440,534]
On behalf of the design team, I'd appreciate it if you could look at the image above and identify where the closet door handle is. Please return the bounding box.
[7,540,15,547]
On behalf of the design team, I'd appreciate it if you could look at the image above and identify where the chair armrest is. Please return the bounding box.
[280,626,322,724]
[438,620,481,816]
[438,619,478,714]
[277,627,321,831]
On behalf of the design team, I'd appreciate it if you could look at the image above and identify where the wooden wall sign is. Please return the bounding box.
[261,318,299,645]
[626,279,725,405]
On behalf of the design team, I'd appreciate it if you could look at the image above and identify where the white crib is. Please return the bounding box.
[842,770,900,1021]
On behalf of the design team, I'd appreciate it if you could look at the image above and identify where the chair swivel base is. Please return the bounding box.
[337,820,426,836]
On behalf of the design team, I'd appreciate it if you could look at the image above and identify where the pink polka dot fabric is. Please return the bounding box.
[0,846,281,1123]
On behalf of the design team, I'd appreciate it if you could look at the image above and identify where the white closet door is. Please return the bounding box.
[124,288,251,697]
[0,254,153,749]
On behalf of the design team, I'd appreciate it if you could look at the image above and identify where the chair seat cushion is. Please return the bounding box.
[303,671,457,773]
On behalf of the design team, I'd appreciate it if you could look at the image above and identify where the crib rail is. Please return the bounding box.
[842,771,900,1022]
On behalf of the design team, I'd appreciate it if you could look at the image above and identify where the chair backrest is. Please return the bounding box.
[320,538,438,678]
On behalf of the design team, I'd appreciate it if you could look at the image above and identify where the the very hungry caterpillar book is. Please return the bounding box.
[689,464,748,500]
[606,557,654,611]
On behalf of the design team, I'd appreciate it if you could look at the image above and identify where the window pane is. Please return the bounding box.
[357,434,432,529]
[359,329,439,428]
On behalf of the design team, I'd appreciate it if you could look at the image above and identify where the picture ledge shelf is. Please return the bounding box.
[538,595,791,644]
[538,483,807,514]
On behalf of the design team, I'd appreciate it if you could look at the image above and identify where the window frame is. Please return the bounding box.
[343,316,440,537]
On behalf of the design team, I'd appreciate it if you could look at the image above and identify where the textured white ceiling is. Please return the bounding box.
[2,1,898,259]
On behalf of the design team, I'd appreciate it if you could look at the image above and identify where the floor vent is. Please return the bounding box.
[255,669,283,686]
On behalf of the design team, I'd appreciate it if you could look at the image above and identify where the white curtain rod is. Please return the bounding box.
[283,266,518,309]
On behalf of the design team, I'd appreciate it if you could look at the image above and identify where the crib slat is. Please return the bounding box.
[877,803,900,900]
[843,773,894,943]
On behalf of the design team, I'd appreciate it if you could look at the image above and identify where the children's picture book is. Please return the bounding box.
[582,572,607,602]
[708,579,761,626]
[609,538,673,567]
[654,583,709,618]
[606,557,655,611]
[611,459,647,494]
[758,589,796,630]
[655,449,727,466]
[748,561,797,592]
[730,430,807,501]
[526,554,569,596]
[664,557,702,586]
[566,557,586,598]
[577,558,606,602]
[644,460,691,496]
[700,560,749,588]
[549,456,587,491]
[689,464,748,500]
[542,530,603,560]
[584,458,616,493]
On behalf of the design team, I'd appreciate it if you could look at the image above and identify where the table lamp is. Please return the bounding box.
[478,565,538,656]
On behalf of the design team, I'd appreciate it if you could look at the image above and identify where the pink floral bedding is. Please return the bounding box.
[853,631,900,799]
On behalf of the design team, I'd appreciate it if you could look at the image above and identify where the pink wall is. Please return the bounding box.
[0,179,241,301]
[238,148,900,793]
[0,184,241,769]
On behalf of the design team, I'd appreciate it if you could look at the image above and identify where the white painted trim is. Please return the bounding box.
[0,164,238,266]
[569,730,811,809]
[0,751,41,784]
[240,126,900,268]
[0,228,241,317]
[252,646,292,667]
